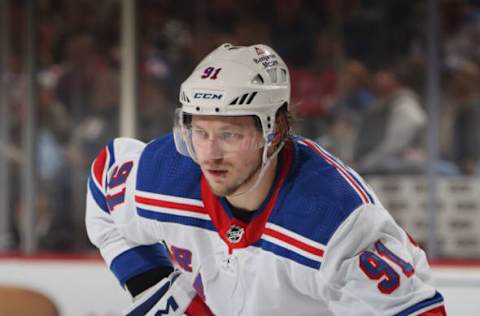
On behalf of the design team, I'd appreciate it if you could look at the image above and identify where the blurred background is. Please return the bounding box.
[0,0,480,314]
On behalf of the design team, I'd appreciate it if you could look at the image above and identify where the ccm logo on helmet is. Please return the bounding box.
[193,92,223,100]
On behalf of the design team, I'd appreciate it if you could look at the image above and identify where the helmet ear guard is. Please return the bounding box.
[175,43,291,164]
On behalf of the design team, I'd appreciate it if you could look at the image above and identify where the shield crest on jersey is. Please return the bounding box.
[226,225,244,243]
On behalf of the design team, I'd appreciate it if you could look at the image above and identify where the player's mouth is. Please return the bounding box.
[206,169,228,180]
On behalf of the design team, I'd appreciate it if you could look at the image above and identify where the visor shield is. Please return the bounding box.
[173,109,266,161]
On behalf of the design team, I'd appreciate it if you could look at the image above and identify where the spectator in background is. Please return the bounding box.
[353,66,427,174]
[138,78,173,140]
[290,31,341,138]
[342,1,417,70]
[1,54,25,250]
[139,0,184,92]
[206,0,238,35]
[442,0,480,69]
[53,32,120,248]
[270,0,320,67]
[318,60,375,163]
[36,67,73,250]
[78,59,119,152]
[55,32,99,121]
[448,62,480,175]
[332,60,375,115]
[233,18,269,47]
[67,55,120,170]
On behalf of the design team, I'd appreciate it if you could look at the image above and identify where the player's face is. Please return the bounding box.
[191,115,264,197]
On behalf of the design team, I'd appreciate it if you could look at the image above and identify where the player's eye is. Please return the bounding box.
[192,128,208,140]
[219,131,243,142]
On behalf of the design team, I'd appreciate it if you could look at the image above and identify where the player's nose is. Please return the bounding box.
[199,138,224,161]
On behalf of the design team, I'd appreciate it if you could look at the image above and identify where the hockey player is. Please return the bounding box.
[86,43,446,315]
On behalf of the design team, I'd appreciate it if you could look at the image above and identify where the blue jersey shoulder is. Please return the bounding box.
[271,137,374,246]
[136,133,202,199]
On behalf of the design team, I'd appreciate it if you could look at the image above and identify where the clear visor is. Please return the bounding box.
[173,109,266,161]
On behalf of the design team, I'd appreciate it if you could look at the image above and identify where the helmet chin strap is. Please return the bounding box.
[228,139,286,198]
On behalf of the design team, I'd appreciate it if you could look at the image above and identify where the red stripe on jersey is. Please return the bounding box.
[93,147,108,188]
[264,227,324,257]
[406,231,419,247]
[302,140,370,204]
[135,196,207,214]
[419,305,446,316]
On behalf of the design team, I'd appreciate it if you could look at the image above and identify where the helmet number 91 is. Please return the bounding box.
[201,67,222,80]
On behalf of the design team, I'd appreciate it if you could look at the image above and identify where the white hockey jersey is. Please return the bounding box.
[86,134,446,316]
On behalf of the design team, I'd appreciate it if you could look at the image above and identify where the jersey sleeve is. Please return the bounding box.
[319,204,446,316]
[85,138,172,286]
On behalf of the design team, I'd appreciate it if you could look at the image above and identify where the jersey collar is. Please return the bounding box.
[201,141,293,253]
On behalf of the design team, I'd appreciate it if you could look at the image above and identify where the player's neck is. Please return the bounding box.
[226,157,278,212]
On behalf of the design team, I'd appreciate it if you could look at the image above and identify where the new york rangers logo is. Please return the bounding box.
[226,225,244,243]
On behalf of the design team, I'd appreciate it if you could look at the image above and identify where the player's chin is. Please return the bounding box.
[207,183,230,197]
[206,177,239,197]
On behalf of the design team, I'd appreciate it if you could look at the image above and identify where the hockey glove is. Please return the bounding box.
[124,270,213,316]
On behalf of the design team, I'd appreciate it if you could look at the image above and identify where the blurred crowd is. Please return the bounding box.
[2,0,480,251]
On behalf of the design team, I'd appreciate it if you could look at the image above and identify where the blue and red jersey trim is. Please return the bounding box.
[395,292,445,316]
[299,139,375,205]
[255,222,326,269]
[107,141,116,169]
[89,141,118,213]
[92,141,116,192]
[88,176,109,213]
[110,244,172,286]
[254,239,321,269]
[92,147,108,189]
[135,191,215,231]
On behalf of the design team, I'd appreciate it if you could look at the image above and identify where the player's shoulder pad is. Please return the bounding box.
[90,137,146,194]
[136,133,202,198]
[111,137,146,159]
[269,137,376,247]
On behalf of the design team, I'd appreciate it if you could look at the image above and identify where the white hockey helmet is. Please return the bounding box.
[174,43,291,162]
